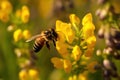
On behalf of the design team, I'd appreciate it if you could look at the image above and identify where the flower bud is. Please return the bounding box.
[103,59,111,69]
[98,27,105,38]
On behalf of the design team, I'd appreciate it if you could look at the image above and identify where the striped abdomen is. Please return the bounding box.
[33,38,45,52]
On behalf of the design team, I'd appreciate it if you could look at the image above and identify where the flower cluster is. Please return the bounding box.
[13,29,31,42]
[51,13,97,78]
[19,68,39,80]
[0,1,39,79]
[96,0,120,80]
[0,0,12,22]
[15,5,30,23]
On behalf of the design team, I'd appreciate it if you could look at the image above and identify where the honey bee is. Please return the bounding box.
[26,28,58,53]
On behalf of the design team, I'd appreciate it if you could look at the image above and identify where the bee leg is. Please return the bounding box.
[52,40,56,47]
[46,41,50,50]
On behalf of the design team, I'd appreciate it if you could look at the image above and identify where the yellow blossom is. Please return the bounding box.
[56,20,75,43]
[63,59,72,73]
[19,69,28,80]
[21,5,30,23]
[51,57,64,69]
[86,61,98,73]
[13,29,22,42]
[28,69,39,80]
[71,45,82,61]
[69,14,80,27]
[0,0,12,14]
[0,11,9,22]
[78,72,88,80]
[23,29,31,40]
[15,9,21,18]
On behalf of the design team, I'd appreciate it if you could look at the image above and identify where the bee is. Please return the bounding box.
[26,28,58,53]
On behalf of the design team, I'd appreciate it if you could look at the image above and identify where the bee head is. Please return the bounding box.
[50,28,58,40]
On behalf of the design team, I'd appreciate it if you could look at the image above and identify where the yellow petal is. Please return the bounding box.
[23,29,31,40]
[51,57,64,69]
[82,22,95,39]
[28,69,39,80]
[21,5,30,23]
[19,69,28,80]
[72,45,82,61]
[69,14,80,26]
[56,41,69,58]
[63,59,72,73]
[13,29,22,42]
[82,13,92,26]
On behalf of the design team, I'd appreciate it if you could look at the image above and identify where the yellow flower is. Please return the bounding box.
[28,69,39,80]
[69,14,80,27]
[0,0,12,14]
[23,29,31,40]
[21,5,30,23]
[63,59,72,73]
[19,69,28,80]
[71,45,82,61]
[13,29,22,42]
[78,72,88,80]
[51,57,64,69]
[86,61,98,73]
[15,9,21,18]
[56,20,75,43]
[0,11,9,22]
[51,57,72,73]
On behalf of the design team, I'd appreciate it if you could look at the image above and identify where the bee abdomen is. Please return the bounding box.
[33,43,41,52]
[33,38,45,52]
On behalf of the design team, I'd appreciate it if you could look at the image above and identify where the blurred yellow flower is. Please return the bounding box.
[23,29,31,40]
[28,69,39,80]
[69,14,80,27]
[0,11,9,22]
[51,57,64,69]
[21,5,30,23]
[78,72,88,80]
[71,45,82,61]
[56,20,75,43]
[0,0,12,14]
[19,69,28,80]
[69,75,77,80]
[15,9,22,18]
[13,29,22,42]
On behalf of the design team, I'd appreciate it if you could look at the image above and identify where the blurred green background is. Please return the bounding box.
[0,0,120,80]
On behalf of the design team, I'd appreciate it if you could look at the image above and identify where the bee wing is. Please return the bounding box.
[26,34,44,42]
